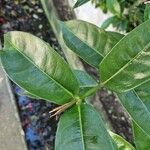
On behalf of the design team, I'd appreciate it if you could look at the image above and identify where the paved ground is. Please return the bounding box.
[0,67,27,150]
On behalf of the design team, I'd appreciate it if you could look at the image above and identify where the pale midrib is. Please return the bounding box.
[64,24,104,58]
[80,84,98,88]
[102,42,150,86]
[6,38,74,98]
[78,105,86,150]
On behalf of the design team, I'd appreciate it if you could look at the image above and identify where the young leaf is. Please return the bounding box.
[144,3,150,21]
[100,19,150,92]
[61,20,123,68]
[55,103,115,150]
[74,0,90,8]
[106,0,121,16]
[73,69,98,96]
[0,31,79,104]
[73,70,98,88]
[132,121,150,150]
[109,131,136,150]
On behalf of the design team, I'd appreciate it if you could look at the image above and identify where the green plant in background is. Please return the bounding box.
[0,1,150,150]
[75,0,148,32]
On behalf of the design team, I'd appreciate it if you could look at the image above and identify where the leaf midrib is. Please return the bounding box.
[78,104,86,150]
[101,42,150,89]
[5,37,74,98]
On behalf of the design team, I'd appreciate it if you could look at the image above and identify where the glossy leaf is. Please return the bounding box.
[109,131,135,150]
[1,31,79,104]
[132,121,150,150]
[61,20,123,68]
[100,20,150,92]
[106,0,121,16]
[144,3,150,21]
[74,0,90,8]
[55,103,115,150]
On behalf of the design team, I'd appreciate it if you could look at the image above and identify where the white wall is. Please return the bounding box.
[69,0,114,30]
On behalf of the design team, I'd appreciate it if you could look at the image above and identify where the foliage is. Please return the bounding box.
[74,0,147,32]
[93,0,146,32]
[0,1,150,150]
[74,0,90,8]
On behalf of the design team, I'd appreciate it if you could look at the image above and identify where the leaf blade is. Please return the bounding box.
[55,103,115,150]
[132,121,150,150]
[117,89,150,137]
[109,131,136,150]
[106,0,121,16]
[144,3,150,21]
[100,20,150,92]
[74,0,90,8]
[132,81,150,150]
[73,70,98,88]
[1,31,79,104]
[61,20,123,68]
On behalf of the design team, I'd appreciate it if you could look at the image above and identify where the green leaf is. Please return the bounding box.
[135,80,150,103]
[1,31,79,105]
[106,31,124,56]
[132,81,150,150]
[117,79,150,148]
[106,0,121,16]
[132,121,150,150]
[73,70,98,88]
[117,89,150,137]
[55,103,115,150]
[73,69,98,96]
[109,131,136,150]
[101,16,119,29]
[61,20,123,68]
[100,20,150,92]
[144,3,150,21]
[18,90,40,99]
[74,0,90,8]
